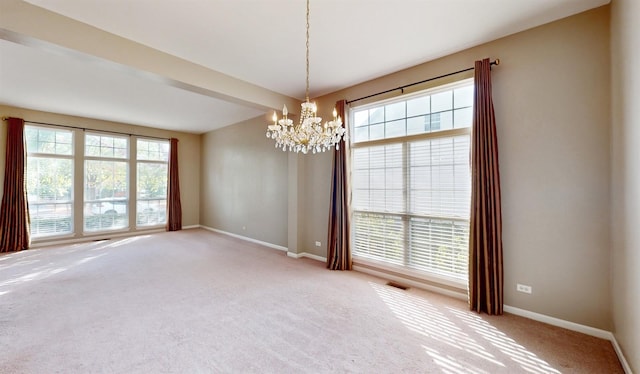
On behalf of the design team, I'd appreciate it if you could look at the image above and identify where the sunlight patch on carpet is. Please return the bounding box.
[0,240,125,298]
[370,282,505,371]
[371,280,562,373]
[424,346,491,374]
[448,308,560,374]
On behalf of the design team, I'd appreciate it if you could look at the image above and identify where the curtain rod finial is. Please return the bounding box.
[494,59,500,65]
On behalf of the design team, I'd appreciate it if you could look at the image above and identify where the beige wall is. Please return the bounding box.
[200,115,288,247]
[198,113,336,255]
[299,151,333,257]
[611,0,640,370]
[199,6,616,332]
[0,105,201,241]
[310,6,612,330]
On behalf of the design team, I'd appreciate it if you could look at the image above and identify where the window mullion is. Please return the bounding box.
[402,142,410,267]
[130,137,137,230]
[73,129,83,236]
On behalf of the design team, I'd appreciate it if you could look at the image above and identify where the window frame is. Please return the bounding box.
[82,131,131,233]
[349,79,473,287]
[24,125,75,239]
[23,125,171,243]
[135,138,169,228]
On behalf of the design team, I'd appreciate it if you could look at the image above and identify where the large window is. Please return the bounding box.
[136,139,168,227]
[351,79,473,283]
[25,126,74,237]
[23,125,170,240]
[84,133,129,232]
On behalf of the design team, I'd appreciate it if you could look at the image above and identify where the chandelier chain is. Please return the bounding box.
[266,0,347,154]
[305,0,310,102]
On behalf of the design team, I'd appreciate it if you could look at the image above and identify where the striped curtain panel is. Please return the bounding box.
[0,117,31,252]
[469,58,504,315]
[166,138,182,231]
[327,100,352,270]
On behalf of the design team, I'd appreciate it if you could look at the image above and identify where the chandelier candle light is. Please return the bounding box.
[266,0,346,154]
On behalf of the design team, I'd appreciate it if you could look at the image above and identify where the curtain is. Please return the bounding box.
[0,117,30,252]
[469,58,504,315]
[327,100,352,270]
[166,138,182,231]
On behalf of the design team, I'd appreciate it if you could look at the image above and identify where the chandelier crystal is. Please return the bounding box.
[266,0,346,154]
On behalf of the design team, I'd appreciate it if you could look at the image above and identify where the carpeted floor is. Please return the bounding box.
[0,229,624,373]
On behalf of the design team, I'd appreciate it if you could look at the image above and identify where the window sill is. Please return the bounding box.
[29,227,165,249]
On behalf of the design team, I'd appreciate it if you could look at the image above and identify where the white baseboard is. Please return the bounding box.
[199,226,327,263]
[182,225,200,230]
[503,305,632,374]
[503,305,611,339]
[198,226,327,262]
[286,251,326,262]
[610,335,633,374]
[352,264,468,301]
[200,225,288,252]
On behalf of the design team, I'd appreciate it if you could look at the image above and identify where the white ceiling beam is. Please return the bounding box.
[0,0,300,114]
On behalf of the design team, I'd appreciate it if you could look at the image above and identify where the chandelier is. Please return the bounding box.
[266,0,346,154]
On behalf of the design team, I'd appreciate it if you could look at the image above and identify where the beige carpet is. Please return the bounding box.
[0,229,623,373]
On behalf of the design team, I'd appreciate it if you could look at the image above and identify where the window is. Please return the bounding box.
[84,133,129,232]
[351,79,473,283]
[23,125,169,240]
[136,139,168,227]
[25,126,74,237]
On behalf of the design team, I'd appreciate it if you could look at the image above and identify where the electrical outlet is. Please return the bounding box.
[516,283,532,294]
[315,241,321,247]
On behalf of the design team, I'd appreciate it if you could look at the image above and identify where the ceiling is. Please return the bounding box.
[0,0,609,134]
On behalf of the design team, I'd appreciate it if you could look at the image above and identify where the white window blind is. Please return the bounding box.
[351,79,472,283]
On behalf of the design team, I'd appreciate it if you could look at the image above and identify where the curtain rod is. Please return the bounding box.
[346,59,500,105]
[2,118,170,141]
